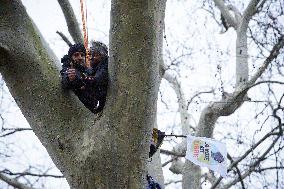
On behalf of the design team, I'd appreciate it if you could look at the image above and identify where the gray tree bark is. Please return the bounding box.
[0,0,165,188]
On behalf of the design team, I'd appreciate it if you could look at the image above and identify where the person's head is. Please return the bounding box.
[68,43,86,65]
[88,41,108,65]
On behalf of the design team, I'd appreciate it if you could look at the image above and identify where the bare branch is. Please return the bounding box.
[187,90,214,110]
[242,0,263,23]
[236,129,280,162]
[0,172,34,189]
[248,80,284,90]
[223,135,281,189]
[255,0,267,14]
[248,36,284,85]
[57,0,83,44]
[0,128,32,137]
[1,169,64,179]
[201,172,218,186]
[227,5,242,21]
[165,180,182,186]
[164,72,193,134]
[211,119,282,188]
[169,158,184,175]
[227,154,245,189]
[56,31,72,47]
[213,0,238,29]
[162,156,178,167]
[160,149,185,157]
[255,166,284,172]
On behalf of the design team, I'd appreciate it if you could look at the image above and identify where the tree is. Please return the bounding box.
[0,0,166,188]
[159,0,284,188]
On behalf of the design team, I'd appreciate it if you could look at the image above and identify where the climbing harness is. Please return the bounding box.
[79,0,91,68]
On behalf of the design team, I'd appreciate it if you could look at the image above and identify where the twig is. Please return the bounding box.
[160,149,185,157]
[227,154,245,189]
[56,31,73,47]
[0,128,32,137]
[0,172,34,189]
[1,169,64,179]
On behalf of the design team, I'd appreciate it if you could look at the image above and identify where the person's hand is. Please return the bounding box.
[67,68,76,81]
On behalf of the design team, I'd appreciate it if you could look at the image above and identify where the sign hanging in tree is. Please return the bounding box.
[185,136,227,177]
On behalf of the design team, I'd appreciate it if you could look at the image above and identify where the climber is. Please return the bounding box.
[60,41,108,113]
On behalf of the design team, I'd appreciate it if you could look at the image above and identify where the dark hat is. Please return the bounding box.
[90,41,108,57]
[68,43,86,58]
[61,54,70,64]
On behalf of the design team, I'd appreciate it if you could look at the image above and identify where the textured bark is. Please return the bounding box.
[0,1,94,187]
[235,29,248,86]
[235,0,261,86]
[0,0,165,188]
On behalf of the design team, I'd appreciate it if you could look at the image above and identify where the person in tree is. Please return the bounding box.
[61,42,163,187]
[60,41,108,113]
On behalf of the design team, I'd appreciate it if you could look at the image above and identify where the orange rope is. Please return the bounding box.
[80,0,90,68]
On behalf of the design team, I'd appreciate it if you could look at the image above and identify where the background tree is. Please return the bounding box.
[159,0,284,188]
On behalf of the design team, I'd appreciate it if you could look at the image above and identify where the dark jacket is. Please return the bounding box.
[147,175,162,189]
[60,55,108,113]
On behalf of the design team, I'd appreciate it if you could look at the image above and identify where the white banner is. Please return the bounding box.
[185,135,227,177]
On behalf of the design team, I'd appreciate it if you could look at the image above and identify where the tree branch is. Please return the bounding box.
[1,169,64,179]
[227,154,245,189]
[160,149,185,157]
[223,135,281,189]
[227,4,242,21]
[196,35,284,138]
[247,80,284,90]
[242,0,263,23]
[213,0,238,29]
[248,35,284,85]
[211,124,282,188]
[162,156,178,167]
[56,31,72,47]
[0,128,32,137]
[187,90,214,110]
[164,71,193,134]
[165,180,182,186]
[255,166,284,172]
[57,0,83,44]
[0,172,34,189]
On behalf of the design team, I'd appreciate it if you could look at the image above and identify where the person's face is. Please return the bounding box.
[71,51,85,65]
[88,51,102,65]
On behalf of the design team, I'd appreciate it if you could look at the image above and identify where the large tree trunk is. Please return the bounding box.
[0,0,165,188]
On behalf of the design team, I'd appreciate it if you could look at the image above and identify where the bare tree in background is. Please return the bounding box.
[159,0,284,188]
